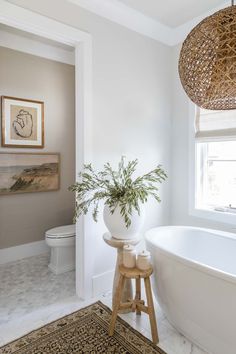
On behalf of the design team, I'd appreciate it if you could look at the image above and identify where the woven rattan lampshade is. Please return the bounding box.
[179,4,236,110]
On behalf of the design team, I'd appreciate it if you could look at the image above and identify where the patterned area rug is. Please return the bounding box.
[0,301,167,354]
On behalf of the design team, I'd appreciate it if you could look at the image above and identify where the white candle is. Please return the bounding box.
[136,250,151,270]
[123,244,136,268]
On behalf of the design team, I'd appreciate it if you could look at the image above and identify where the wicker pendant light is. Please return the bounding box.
[179,1,236,110]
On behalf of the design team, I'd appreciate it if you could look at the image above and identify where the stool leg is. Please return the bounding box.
[135,277,141,315]
[109,274,125,336]
[144,277,159,344]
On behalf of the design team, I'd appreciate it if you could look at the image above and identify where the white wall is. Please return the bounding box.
[8,0,173,280]
[171,44,235,233]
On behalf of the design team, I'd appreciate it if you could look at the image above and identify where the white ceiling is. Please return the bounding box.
[118,0,225,27]
[8,0,229,46]
[67,0,228,45]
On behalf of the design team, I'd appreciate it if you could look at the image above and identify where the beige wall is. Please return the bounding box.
[0,46,75,249]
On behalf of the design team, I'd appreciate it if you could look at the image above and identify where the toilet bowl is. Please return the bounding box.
[45,224,75,275]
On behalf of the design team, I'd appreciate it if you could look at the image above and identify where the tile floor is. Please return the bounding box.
[0,254,75,325]
[0,254,208,354]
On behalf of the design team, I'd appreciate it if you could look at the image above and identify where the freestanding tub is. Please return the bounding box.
[145,226,236,354]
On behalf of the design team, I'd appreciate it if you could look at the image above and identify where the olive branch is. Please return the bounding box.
[69,157,167,228]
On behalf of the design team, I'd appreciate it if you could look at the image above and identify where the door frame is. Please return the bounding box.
[0,0,94,299]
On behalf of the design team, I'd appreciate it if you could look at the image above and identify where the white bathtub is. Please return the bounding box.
[145,226,236,354]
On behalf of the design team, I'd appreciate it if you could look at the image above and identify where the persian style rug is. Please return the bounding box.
[0,301,167,354]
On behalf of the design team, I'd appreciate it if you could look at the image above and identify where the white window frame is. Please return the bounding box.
[188,102,236,225]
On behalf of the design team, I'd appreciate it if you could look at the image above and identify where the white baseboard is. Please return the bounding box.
[0,240,49,265]
[92,269,114,297]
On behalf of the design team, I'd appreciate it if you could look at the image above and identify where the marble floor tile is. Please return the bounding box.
[101,288,208,354]
[0,254,209,354]
[0,253,75,325]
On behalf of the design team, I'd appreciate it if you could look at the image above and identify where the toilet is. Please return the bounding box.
[45,224,76,275]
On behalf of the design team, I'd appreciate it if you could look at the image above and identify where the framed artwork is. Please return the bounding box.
[0,153,60,195]
[1,96,44,148]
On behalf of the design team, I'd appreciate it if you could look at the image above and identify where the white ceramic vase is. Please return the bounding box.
[103,203,145,240]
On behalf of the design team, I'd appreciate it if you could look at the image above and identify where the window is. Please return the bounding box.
[196,141,236,212]
[195,108,236,216]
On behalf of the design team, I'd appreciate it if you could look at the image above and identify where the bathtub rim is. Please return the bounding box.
[145,225,236,285]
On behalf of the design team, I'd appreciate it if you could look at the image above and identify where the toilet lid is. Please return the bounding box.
[46,224,75,238]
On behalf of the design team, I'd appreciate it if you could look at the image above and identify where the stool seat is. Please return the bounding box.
[109,264,159,344]
[119,265,153,279]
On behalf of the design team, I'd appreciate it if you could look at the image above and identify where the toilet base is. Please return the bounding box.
[49,246,75,275]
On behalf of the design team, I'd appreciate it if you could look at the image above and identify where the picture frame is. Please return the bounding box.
[1,96,44,148]
[0,152,60,195]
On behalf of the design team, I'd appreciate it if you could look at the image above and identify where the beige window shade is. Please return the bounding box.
[195,107,236,141]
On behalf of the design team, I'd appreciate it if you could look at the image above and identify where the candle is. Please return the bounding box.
[136,250,151,270]
[123,244,136,268]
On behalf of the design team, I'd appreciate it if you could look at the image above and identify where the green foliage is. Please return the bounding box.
[69,157,167,228]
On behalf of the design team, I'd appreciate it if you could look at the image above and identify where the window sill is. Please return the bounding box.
[189,206,236,225]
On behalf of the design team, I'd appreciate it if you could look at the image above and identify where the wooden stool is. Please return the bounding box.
[109,265,159,344]
[103,233,141,313]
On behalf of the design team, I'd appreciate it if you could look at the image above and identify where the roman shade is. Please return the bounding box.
[195,107,236,141]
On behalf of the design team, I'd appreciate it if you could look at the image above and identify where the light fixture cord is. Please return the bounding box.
[232,0,235,5]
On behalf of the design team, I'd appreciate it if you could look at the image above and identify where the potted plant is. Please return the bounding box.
[69,157,167,240]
